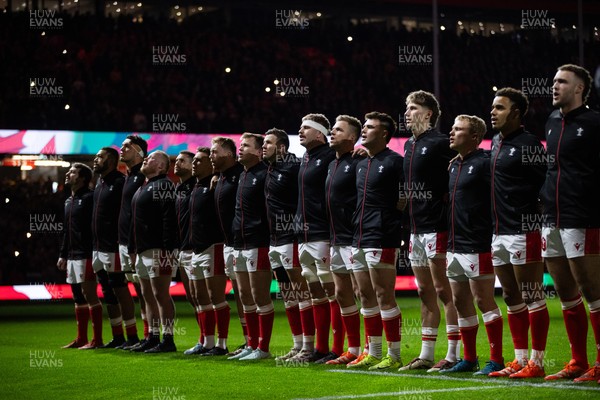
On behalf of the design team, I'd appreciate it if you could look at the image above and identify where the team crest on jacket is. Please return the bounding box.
[509,148,516,156]
[421,147,428,155]
[468,166,474,174]
[378,166,384,173]
[316,159,322,166]
[577,127,583,136]
[277,174,282,181]
[252,178,257,186]
[344,165,350,173]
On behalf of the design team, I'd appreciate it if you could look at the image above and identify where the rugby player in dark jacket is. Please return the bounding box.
[92,147,139,349]
[230,133,274,361]
[211,136,247,356]
[117,135,147,349]
[540,64,600,381]
[186,147,230,356]
[443,114,503,375]
[488,88,548,378]
[351,111,403,371]
[401,91,459,372]
[173,150,209,356]
[57,163,103,349]
[291,113,337,363]
[324,114,368,365]
[262,128,313,361]
[174,152,195,306]
[129,150,179,353]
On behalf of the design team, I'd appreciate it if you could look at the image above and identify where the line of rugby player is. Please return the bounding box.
[58,64,600,382]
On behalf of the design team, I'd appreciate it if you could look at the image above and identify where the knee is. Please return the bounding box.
[273,267,290,283]
[71,283,86,305]
[301,267,319,284]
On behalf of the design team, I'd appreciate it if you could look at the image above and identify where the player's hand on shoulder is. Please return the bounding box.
[210,175,218,191]
[447,154,459,171]
[352,148,368,158]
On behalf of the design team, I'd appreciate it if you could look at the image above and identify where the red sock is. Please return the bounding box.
[484,317,504,364]
[89,304,103,343]
[215,304,231,340]
[240,318,248,338]
[589,309,600,364]
[562,299,589,368]
[111,323,124,337]
[507,306,529,351]
[125,320,138,338]
[75,304,89,342]
[285,304,303,336]
[460,325,478,363]
[299,304,315,336]
[245,310,259,349]
[258,304,275,352]
[143,318,149,339]
[197,311,205,344]
[381,309,401,343]
[204,308,216,337]
[529,303,549,354]
[313,301,330,354]
[342,311,361,349]
[330,300,345,355]
[363,314,383,340]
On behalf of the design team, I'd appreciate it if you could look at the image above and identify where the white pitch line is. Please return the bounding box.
[293,385,497,400]
[328,369,600,392]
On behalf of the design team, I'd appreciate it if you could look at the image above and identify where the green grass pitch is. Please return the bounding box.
[1,296,599,400]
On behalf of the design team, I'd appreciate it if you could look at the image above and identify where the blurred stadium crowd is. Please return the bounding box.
[0,10,599,138]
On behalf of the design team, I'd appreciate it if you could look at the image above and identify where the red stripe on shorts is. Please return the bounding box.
[213,244,225,276]
[292,242,301,268]
[436,232,448,254]
[380,248,397,266]
[525,231,542,263]
[84,259,95,281]
[478,252,493,275]
[585,228,600,255]
[257,247,271,271]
